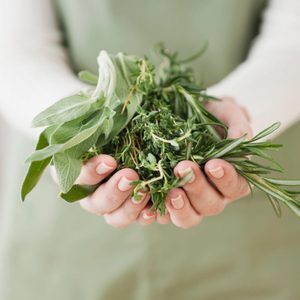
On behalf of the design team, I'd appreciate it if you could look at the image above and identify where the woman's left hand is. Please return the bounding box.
[144,97,253,228]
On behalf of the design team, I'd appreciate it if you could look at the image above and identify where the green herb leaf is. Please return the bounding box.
[264,178,300,186]
[251,122,281,141]
[60,183,99,202]
[267,195,282,218]
[21,126,57,200]
[78,70,98,85]
[25,144,63,163]
[32,95,93,127]
[53,152,82,193]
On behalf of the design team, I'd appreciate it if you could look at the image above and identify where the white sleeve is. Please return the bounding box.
[0,0,87,138]
[208,0,300,137]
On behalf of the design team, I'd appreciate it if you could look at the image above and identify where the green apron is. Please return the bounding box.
[1,1,299,299]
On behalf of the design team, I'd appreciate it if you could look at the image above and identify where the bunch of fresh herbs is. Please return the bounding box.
[22,46,300,217]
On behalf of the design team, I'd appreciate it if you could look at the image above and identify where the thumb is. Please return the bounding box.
[51,154,117,186]
[205,97,253,139]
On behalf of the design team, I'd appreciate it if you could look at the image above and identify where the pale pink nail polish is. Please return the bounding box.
[118,176,133,191]
[96,162,114,175]
[171,194,184,210]
[178,167,195,183]
[208,166,224,179]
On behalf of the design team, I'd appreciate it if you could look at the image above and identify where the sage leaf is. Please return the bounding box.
[32,95,93,127]
[102,118,114,138]
[78,70,98,85]
[53,152,82,193]
[60,183,99,202]
[26,144,63,163]
[21,126,57,200]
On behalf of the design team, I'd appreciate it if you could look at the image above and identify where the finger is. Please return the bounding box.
[205,159,251,204]
[174,161,226,216]
[76,154,117,185]
[156,209,171,225]
[103,192,150,228]
[80,168,138,215]
[205,97,253,139]
[166,188,202,229]
[137,205,157,226]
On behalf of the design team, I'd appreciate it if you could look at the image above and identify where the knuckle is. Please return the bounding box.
[105,193,123,207]
[189,176,205,191]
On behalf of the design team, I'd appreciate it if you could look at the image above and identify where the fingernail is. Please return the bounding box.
[96,162,114,175]
[118,177,133,191]
[208,166,224,179]
[178,167,195,183]
[143,211,155,220]
[131,191,147,204]
[171,194,184,210]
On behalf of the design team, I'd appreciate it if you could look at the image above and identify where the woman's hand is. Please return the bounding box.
[161,97,253,228]
[75,155,156,228]
[64,97,252,229]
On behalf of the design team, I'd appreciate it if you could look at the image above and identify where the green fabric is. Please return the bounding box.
[2,1,300,299]
[54,0,266,85]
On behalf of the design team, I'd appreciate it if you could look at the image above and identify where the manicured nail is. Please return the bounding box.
[143,211,155,220]
[96,162,114,175]
[131,192,147,204]
[178,167,195,183]
[171,194,184,210]
[118,177,133,191]
[208,166,224,179]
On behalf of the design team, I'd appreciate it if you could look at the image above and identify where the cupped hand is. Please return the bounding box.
[163,97,253,228]
[77,155,156,228]
[75,97,252,229]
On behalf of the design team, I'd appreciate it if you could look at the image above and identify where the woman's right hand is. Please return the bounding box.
[74,155,169,227]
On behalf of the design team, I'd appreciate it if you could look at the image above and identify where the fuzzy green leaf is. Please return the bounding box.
[53,152,82,193]
[32,95,93,127]
[21,126,57,200]
[78,70,98,85]
[60,184,99,202]
[26,144,63,163]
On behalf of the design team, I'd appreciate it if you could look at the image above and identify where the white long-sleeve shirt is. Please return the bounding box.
[0,0,300,139]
